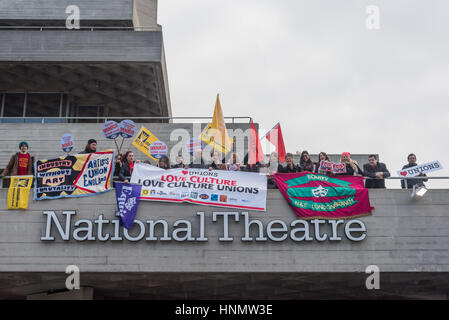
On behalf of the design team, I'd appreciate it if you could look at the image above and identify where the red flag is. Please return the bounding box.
[265,122,286,163]
[249,120,264,166]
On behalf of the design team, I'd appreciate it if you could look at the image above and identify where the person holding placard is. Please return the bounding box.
[363,155,390,188]
[401,153,428,189]
[119,151,136,183]
[337,152,363,176]
[315,152,332,174]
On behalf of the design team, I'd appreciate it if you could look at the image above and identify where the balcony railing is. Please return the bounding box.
[0,116,253,124]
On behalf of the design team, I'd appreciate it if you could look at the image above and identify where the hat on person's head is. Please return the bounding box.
[341,152,351,157]
[88,139,97,145]
[19,141,29,149]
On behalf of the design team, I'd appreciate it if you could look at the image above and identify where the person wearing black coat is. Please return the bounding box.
[119,151,136,183]
[279,153,302,173]
[401,153,428,189]
[363,155,390,188]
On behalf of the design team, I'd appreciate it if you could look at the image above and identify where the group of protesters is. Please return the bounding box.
[0,138,427,190]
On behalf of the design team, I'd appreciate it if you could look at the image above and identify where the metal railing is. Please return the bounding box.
[0,116,253,124]
[0,175,447,189]
[0,26,159,31]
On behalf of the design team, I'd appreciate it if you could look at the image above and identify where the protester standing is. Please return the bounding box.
[80,139,97,154]
[401,153,428,189]
[363,155,390,188]
[1,141,35,177]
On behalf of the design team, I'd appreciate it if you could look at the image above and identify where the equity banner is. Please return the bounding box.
[130,163,267,211]
[274,172,372,219]
[7,176,33,209]
[115,182,142,230]
[34,150,115,200]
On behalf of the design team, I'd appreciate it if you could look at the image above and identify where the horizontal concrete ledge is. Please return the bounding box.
[0,30,163,62]
[0,0,134,22]
[1,272,448,300]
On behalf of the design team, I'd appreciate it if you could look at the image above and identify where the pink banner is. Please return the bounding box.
[274,172,373,219]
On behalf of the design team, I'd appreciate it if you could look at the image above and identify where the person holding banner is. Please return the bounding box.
[299,151,315,172]
[1,141,35,179]
[210,151,224,170]
[189,149,207,169]
[226,153,241,171]
[279,153,301,173]
[158,156,170,170]
[113,153,123,179]
[401,153,428,189]
[337,152,363,176]
[119,151,136,183]
[80,139,97,154]
[172,155,188,169]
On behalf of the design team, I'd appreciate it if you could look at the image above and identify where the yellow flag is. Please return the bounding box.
[200,94,234,154]
[7,176,33,210]
[132,126,162,161]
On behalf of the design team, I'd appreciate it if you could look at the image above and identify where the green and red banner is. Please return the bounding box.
[274,172,373,219]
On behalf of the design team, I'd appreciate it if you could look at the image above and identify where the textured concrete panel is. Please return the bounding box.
[0,0,133,22]
[0,30,162,62]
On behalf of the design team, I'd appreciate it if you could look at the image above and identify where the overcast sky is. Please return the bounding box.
[158,0,448,188]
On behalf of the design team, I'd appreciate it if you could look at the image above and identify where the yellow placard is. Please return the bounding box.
[7,176,33,210]
[132,126,160,161]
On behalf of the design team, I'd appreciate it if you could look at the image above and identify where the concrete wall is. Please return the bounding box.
[133,0,158,28]
[0,30,163,62]
[0,0,133,24]
[0,189,448,273]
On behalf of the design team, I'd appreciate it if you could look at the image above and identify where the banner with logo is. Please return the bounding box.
[397,160,443,178]
[115,182,142,230]
[7,176,33,209]
[274,172,372,219]
[34,150,115,200]
[102,120,121,139]
[132,126,163,162]
[131,163,267,211]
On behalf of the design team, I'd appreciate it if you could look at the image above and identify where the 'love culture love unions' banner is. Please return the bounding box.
[34,150,115,200]
[274,172,373,219]
[130,163,267,211]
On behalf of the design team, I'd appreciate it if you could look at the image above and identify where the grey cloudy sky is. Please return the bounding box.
[158,0,449,188]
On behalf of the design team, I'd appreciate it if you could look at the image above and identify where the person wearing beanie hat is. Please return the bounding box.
[336,152,363,176]
[1,141,35,178]
[80,139,97,154]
